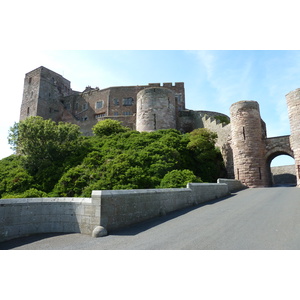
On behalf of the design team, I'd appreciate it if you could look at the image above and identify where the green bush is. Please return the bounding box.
[2,188,48,199]
[160,169,202,188]
[1,118,225,197]
[92,119,130,137]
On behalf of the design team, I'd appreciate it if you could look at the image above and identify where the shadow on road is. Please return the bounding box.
[109,194,237,237]
[0,233,70,250]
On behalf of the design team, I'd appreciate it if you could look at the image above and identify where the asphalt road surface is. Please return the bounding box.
[2,187,300,250]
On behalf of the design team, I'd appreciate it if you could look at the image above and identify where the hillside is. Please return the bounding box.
[0,118,226,198]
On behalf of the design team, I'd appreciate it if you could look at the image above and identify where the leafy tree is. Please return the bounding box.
[0,155,33,197]
[8,117,88,192]
[187,128,226,182]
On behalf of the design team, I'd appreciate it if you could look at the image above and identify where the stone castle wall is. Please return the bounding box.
[286,89,300,186]
[19,66,300,189]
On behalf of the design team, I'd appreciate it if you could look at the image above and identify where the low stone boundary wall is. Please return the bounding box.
[92,183,229,232]
[1,182,231,242]
[0,197,98,243]
[217,178,247,192]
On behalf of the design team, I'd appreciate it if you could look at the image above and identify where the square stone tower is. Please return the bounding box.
[20,66,72,122]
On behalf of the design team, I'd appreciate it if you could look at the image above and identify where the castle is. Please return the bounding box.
[20,66,300,188]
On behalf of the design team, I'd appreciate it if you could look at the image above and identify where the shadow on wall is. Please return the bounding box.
[109,193,237,237]
[272,173,297,187]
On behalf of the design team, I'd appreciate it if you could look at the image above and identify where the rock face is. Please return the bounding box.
[230,101,269,187]
[286,89,300,186]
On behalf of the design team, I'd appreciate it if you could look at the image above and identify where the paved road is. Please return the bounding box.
[2,187,300,250]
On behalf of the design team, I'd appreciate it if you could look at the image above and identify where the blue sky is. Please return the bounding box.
[1,50,299,166]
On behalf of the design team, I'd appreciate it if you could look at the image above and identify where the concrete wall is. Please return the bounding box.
[0,197,99,243]
[1,182,232,242]
[92,183,229,232]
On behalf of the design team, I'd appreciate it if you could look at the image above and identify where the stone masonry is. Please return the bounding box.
[286,89,300,186]
[19,66,300,188]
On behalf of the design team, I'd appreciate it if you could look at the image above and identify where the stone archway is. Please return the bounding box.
[265,136,295,186]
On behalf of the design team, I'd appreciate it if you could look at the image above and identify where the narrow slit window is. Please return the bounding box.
[242,127,246,140]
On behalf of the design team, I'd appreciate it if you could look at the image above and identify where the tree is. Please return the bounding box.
[8,117,87,191]
[186,128,226,182]
[92,119,130,137]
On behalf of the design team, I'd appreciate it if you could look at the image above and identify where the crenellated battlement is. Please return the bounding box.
[148,82,184,87]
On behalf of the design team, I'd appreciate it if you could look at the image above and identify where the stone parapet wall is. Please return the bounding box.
[92,183,229,232]
[217,178,247,192]
[1,182,233,242]
[0,197,98,242]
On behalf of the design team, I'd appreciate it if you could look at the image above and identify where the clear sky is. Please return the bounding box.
[1,1,300,168]
[1,50,299,166]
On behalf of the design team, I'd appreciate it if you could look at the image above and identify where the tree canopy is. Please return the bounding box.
[0,117,226,198]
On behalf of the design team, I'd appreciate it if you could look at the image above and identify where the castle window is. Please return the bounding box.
[96,101,104,109]
[175,94,182,102]
[95,113,106,119]
[114,112,119,116]
[27,107,30,116]
[82,103,88,111]
[123,111,132,116]
[114,99,119,106]
[28,77,32,84]
[122,97,134,106]
[75,103,79,110]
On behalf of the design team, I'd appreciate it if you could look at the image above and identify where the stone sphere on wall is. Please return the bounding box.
[136,87,176,132]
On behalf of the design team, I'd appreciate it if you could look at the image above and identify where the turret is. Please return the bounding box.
[230,101,269,187]
[286,88,300,186]
[136,87,177,132]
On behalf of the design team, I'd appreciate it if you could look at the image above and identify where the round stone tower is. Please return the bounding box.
[230,101,269,187]
[286,88,300,186]
[136,87,177,132]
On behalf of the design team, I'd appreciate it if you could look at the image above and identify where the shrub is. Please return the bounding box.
[2,188,48,199]
[160,169,202,188]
